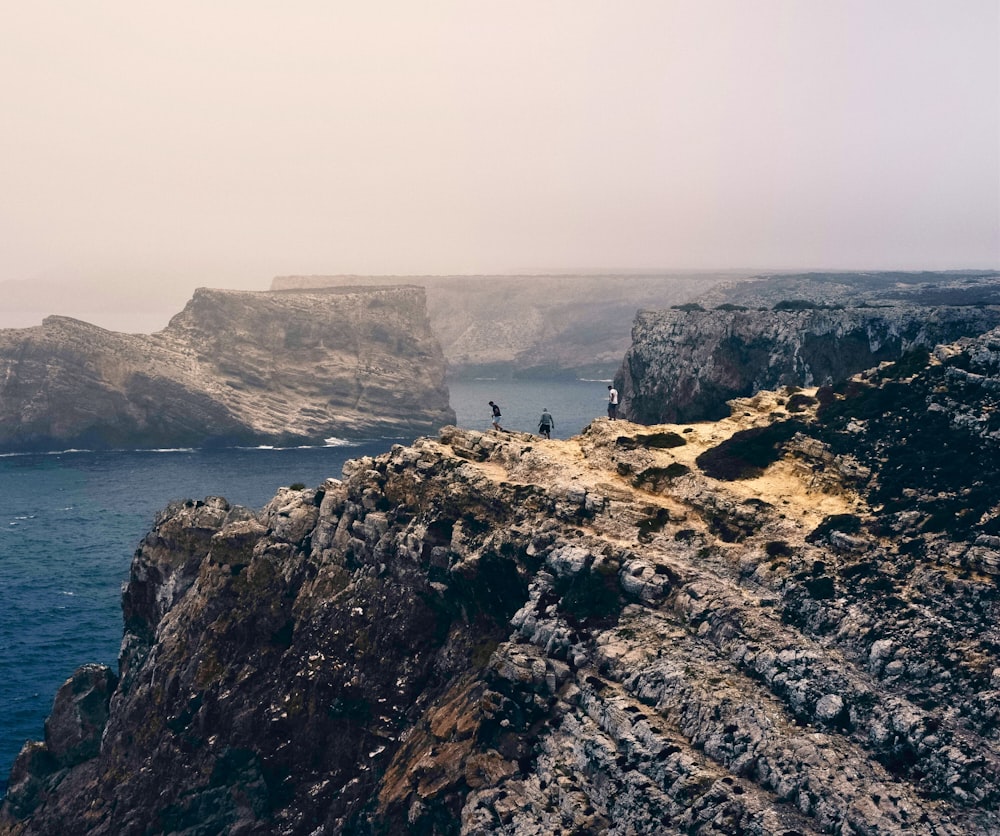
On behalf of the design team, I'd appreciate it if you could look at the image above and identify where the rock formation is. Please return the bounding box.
[0,286,454,451]
[617,304,1000,424]
[5,325,1000,834]
[271,274,744,380]
[694,269,1000,310]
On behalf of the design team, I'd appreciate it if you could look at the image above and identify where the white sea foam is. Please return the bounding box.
[0,448,93,458]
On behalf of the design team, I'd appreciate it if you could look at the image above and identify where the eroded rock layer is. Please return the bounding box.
[5,329,1000,835]
[271,274,738,380]
[617,304,1000,424]
[0,286,453,451]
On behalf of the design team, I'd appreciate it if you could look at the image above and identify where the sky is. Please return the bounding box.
[1,1,998,331]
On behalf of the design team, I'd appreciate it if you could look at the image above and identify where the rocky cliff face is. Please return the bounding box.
[5,326,1000,834]
[695,270,1000,310]
[271,274,741,380]
[617,304,1000,424]
[0,286,453,451]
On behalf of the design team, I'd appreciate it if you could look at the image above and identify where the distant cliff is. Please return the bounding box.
[0,286,454,451]
[695,269,1000,310]
[271,273,742,380]
[617,304,1000,424]
[5,328,1000,834]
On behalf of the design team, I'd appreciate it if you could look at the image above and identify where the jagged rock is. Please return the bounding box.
[617,304,1000,424]
[5,329,1000,834]
[0,286,454,451]
[43,664,118,770]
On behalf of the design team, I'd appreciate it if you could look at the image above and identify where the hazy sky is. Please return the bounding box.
[1,1,998,330]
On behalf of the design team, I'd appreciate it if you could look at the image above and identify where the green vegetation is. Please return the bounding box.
[695,420,804,480]
[786,393,818,413]
[616,431,686,450]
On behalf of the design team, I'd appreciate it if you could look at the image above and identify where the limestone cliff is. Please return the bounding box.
[695,269,1000,310]
[271,274,742,380]
[0,286,454,451]
[617,304,1000,424]
[5,326,1000,834]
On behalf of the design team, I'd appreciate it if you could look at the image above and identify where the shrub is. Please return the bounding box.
[773,299,821,311]
[695,421,804,480]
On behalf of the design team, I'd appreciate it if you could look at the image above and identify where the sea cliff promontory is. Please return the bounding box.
[271,273,744,380]
[0,286,453,451]
[5,326,1000,834]
[617,304,1000,424]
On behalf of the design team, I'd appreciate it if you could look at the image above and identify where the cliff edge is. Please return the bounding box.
[0,286,454,451]
[4,326,1000,834]
[617,304,1000,424]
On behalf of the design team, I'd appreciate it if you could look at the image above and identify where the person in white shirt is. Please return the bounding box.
[607,385,619,420]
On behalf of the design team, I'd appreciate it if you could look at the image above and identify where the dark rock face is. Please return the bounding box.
[2,665,117,822]
[617,305,1000,424]
[43,665,117,769]
[0,286,453,452]
[5,328,1000,834]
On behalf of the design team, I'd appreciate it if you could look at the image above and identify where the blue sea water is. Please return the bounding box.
[447,377,609,439]
[0,379,608,792]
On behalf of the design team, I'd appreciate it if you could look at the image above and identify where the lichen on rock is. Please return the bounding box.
[5,329,1000,835]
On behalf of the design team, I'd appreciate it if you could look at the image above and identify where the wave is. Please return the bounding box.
[0,448,93,458]
[1,442,366,457]
[232,440,361,451]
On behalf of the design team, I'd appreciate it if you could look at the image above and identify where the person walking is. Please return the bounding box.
[538,408,554,439]
[607,384,619,420]
[488,400,503,431]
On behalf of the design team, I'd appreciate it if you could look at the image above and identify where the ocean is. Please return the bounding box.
[0,379,610,791]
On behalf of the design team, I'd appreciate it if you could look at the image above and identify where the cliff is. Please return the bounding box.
[271,274,743,380]
[617,304,1000,424]
[5,327,1000,834]
[0,286,454,451]
[695,270,1000,310]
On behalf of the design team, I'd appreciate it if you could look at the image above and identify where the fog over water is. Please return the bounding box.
[1,2,997,333]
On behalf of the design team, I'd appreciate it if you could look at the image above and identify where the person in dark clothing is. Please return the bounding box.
[538,408,554,439]
[488,400,503,431]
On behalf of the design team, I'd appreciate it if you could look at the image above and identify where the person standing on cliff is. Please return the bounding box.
[489,400,504,431]
[607,385,619,420]
[538,408,554,439]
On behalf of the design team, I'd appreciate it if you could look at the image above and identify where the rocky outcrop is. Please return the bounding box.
[0,286,454,451]
[694,270,1000,310]
[271,274,742,380]
[617,304,1000,424]
[5,327,1000,834]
